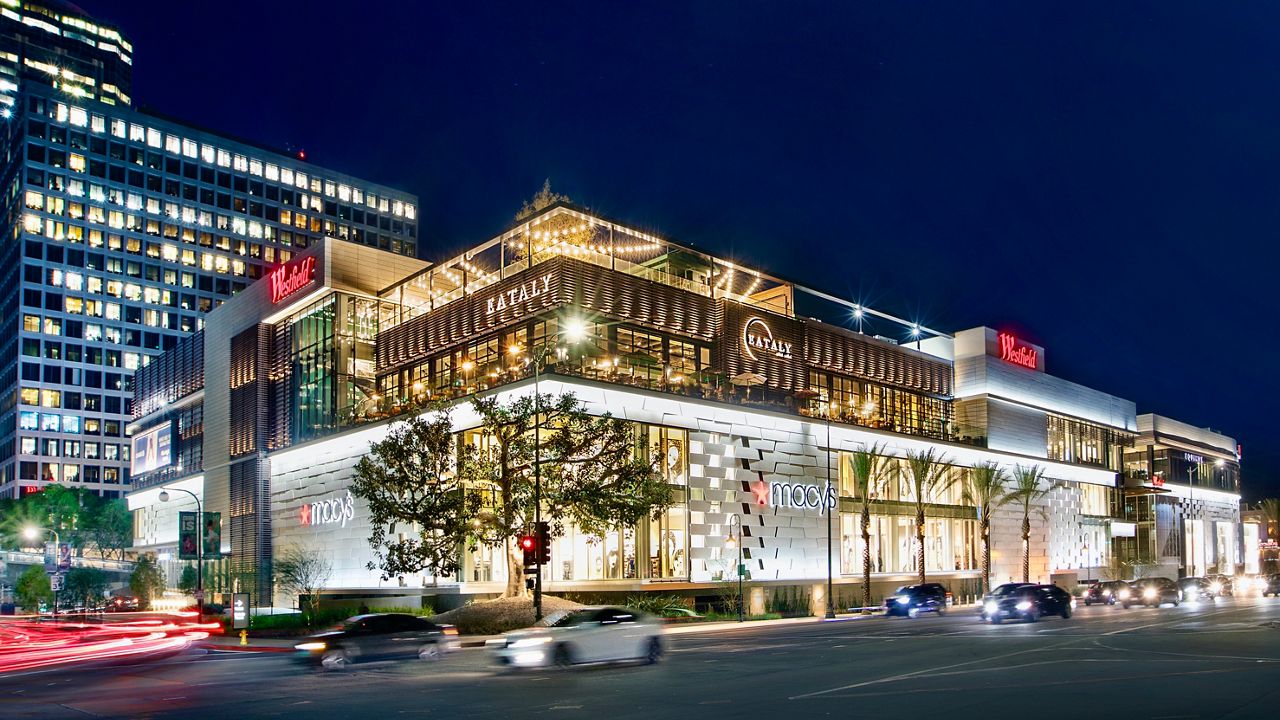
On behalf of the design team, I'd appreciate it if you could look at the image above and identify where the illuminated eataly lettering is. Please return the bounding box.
[485,273,553,316]
[742,317,793,360]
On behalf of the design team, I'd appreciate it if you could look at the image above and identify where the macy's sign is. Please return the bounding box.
[299,490,355,528]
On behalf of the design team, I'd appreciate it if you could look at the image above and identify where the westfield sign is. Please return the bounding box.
[269,255,317,304]
[997,332,1039,371]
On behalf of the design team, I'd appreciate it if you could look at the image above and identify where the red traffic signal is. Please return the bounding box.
[521,535,537,570]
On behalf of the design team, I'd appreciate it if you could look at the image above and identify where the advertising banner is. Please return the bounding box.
[58,543,71,572]
[130,421,175,476]
[178,511,200,560]
[202,512,221,556]
[43,542,55,573]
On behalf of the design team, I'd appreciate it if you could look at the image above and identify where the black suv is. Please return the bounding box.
[1082,580,1129,606]
[1121,578,1181,608]
[1262,574,1280,597]
[294,614,459,669]
[884,583,951,618]
[1177,577,1216,603]
[981,583,1074,623]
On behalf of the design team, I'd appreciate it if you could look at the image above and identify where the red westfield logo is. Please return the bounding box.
[997,332,1038,370]
[269,255,317,304]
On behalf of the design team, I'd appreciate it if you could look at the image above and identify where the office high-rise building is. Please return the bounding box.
[0,0,133,110]
[0,29,418,499]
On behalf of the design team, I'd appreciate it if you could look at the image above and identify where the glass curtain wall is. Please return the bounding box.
[289,296,335,443]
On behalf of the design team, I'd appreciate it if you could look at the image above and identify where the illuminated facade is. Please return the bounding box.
[0,0,133,110]
[0,79,419,499]
[128,205,1191,610]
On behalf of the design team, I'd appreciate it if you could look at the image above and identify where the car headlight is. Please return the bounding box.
[1210,582,1222,594]
[1143,588,1157,599]
[294,642,326,651]
[984,601,998,615]
[508,636,553,649]
[1119,589,1130,599]
[1102,589,1111,596]
[1015,601,1032,611]
[895,596,910,605]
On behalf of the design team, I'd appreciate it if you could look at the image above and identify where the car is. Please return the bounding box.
[883,583,951,618]
[105,596,140,612]
[980,583,1073,623]
[1081,580,1129,606]
[1121,578,1181,608]
[489,606,663,669]
[1205,574,1234,596]
[1177,577,1217,603]
[293,613,459,670]
[1262,574,1280,597]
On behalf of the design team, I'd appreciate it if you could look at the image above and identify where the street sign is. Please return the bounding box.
[738,563,746,577]
[193,589,205,602]
[202,512,221,556]
[50,573,63,592]
[178,511,199,560]
[231,593,250,630]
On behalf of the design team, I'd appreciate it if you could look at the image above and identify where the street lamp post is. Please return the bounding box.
[23,527,60,615]
[825,417,835,619]
[1186,464,1197,577]
[727,513,744,622]
[159,487,203,620]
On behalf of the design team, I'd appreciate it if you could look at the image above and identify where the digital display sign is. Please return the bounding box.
[130,421,174,476]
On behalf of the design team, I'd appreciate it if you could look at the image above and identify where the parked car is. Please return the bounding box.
[883,583,951,618]
[1081,580,1129,606]
[1121,578,1181,608]
[981,583,1073,623]
[1177,577,1216,603]
[1262,574,1280,598]
[293,613,458,670]
[489,606,663,669]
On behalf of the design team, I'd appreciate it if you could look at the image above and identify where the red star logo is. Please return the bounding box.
[299,503,312,526]
[751,481,770,507]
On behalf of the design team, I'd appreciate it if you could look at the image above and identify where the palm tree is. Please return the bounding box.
[962,462,1011,595]
[904,448,957,584]
[848,443,894,613]
[1261,498,1280,544]
[1009,465,1050,582]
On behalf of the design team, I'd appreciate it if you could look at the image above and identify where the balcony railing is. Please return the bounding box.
[341,361,985,448]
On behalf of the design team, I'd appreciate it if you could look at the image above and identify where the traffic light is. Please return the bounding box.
[535,521,551,564]
[520,535,537,572]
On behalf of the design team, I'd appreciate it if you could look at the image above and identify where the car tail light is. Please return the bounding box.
[443,626,458,636]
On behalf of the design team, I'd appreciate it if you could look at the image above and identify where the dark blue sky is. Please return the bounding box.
[87,1,1279,497]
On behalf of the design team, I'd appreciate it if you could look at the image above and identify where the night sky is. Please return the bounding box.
[84,1,1279,498]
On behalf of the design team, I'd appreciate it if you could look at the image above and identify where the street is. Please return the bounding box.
[4,597,1280,719]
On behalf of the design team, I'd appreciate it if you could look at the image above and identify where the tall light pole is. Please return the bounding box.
[160,487,203,620]
[825,417,835,618]
[23,526,60,615]
[1186,464,1197,577]
[726,513,744,622]
[520,340,568,623]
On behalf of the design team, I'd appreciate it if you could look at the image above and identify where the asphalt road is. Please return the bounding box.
[4,596,1280,719]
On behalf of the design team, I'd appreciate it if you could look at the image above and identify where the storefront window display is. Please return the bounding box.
[839,513,978,576]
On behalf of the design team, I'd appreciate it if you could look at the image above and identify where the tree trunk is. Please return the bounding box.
[861,506,872,614]
[981,516,991,596]
[1021,513,1031,583]
[916,509,926,584]
[503,538,528,598]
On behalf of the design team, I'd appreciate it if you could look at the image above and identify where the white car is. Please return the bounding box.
[489,606,664,669]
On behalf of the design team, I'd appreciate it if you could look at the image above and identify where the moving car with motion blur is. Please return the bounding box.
[1120,578,1181,608]
[1262,574,1280,597]
[1081,580,1129,606]
[489,606,663,669]
[1177,577,1216,603]
[294,613,458,670]
[980,583,1074,623]
[1205,574,1233,596]
[883,583,951,618]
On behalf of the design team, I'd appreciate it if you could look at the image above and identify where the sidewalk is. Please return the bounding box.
[197,634,298,653]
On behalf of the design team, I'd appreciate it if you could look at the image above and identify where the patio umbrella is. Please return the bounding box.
[731,372,766,401]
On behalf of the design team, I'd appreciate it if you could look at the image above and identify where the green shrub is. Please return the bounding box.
[623,594,690,617]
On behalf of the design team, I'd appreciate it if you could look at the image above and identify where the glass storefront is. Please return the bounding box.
[290,297,335,443]
[1047,414,1126,470]
[808,370,953,442]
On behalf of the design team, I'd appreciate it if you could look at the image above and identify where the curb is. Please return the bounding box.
[198,642,295,653]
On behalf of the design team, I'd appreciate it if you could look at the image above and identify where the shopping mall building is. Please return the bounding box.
[124,203,1243,611]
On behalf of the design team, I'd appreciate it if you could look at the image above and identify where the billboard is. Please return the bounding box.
[131,421,175,476]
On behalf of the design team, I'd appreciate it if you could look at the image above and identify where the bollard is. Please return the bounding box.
[239,630,248,646]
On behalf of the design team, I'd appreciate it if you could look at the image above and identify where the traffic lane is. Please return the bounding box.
[4,599,1280,719]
